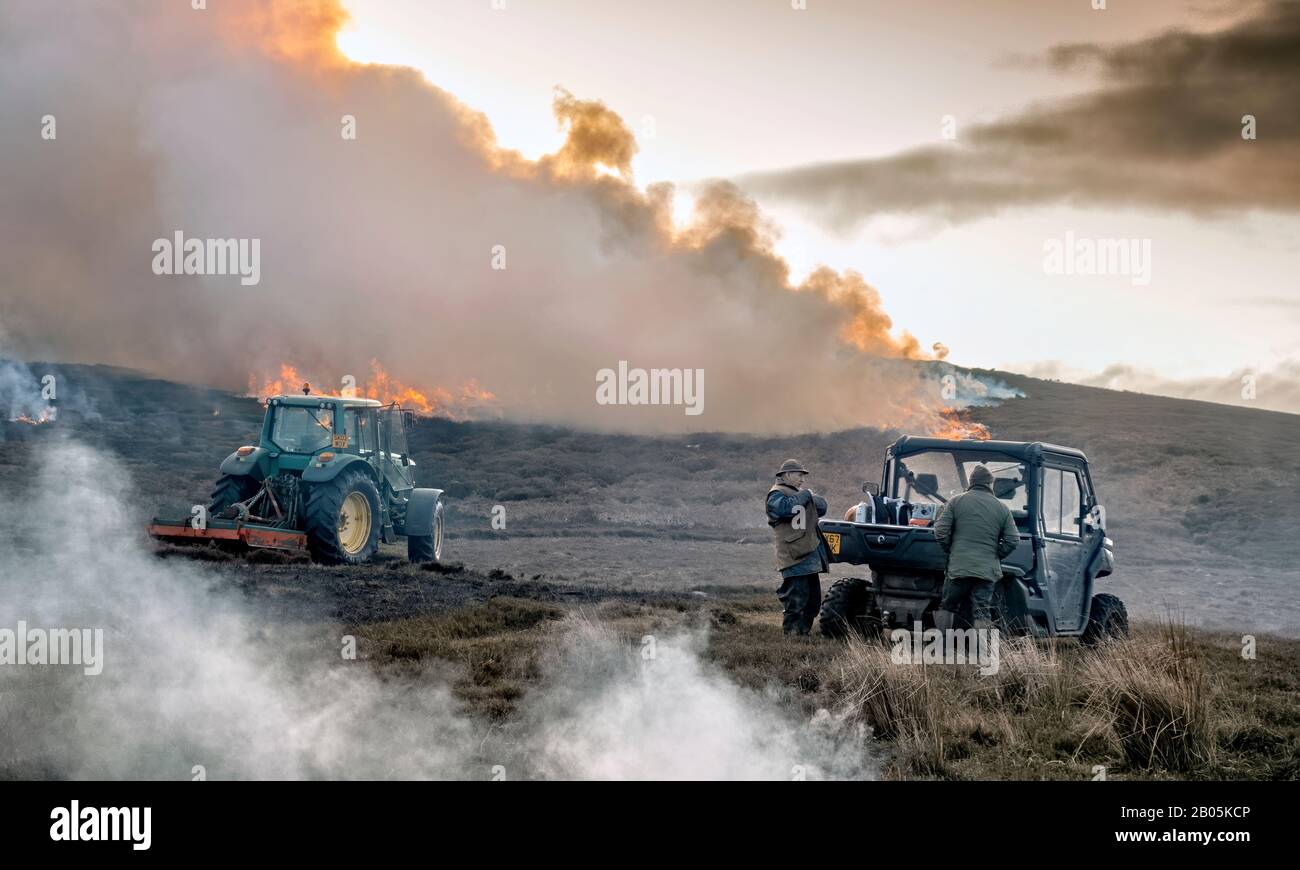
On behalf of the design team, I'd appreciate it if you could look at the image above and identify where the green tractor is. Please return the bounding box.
[150,394,444,565]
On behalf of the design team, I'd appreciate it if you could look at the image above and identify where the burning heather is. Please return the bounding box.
[929,408,992,441]
[247,360,498,420]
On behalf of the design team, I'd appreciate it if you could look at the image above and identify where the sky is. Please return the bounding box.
[337,0,1300,398]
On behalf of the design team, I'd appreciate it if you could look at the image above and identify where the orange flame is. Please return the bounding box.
[929,407,991,441]
[246,360,496,420]
[360,359,438,414]
[247,363,307,400]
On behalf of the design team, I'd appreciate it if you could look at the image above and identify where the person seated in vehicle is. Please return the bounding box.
[932,465,1020,632]
[766,459,829,636]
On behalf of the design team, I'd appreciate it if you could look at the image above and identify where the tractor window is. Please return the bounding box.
[269,406,333,454]
[343,409,376,454]
[1042,467,1083,538]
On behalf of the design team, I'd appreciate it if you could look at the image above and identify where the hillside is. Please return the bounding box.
[1,361,1297,636]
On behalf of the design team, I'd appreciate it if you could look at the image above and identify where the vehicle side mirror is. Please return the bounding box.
[1084,504,1106,532]
[402,410,415,431]
[862,481,880,497]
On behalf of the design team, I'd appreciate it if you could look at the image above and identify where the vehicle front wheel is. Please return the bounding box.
[304,468,382,565]
[1081,592,1129,645]
[407,500,444,563]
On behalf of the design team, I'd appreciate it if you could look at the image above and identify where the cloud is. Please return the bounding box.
[736,1,1300,230]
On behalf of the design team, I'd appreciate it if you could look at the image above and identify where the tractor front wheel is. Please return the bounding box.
[407,499,444,563]
[304,468,382,565]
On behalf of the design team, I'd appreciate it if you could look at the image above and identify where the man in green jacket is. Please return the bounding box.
[932,464,1020,631]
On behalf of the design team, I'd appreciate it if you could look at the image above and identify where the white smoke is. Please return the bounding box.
[527,617,872,781]
[0,441,874,780]
[0,439,480,778]
[925,364,1024,407]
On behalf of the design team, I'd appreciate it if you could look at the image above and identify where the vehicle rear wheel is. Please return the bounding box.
[818,577,880,640]
[304,468,381,565]
[209,474,259,516]
[1081,593,1129,645]
[407,500,444,563]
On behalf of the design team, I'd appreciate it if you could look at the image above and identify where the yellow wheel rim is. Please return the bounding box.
[338,491,372,555]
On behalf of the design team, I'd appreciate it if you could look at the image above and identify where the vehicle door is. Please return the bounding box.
[1039,462,1090,631]
[377,405,414,498]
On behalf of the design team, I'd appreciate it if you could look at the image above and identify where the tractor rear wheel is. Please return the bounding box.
[407,499,444,563]
[304,468,382,565]
[209,474,258,516]
[818,577,880,640]
[1081,593,1129,645]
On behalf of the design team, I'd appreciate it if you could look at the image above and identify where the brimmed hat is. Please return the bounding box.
[969,465,994,488]
[776,459,809,477]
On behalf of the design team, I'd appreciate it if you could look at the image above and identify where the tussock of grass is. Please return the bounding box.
[1080,620,1215,772]
[830,619,1289,780]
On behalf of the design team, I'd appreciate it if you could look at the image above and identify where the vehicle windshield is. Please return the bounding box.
[269,405,334,453]
[893,450,1029,514]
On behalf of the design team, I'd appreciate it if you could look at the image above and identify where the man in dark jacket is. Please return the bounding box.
[766,459,829,636]
[932,464,1020,631]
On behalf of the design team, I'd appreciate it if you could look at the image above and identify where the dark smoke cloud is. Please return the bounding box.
[736,0,1300,229]
[0,0,948,434]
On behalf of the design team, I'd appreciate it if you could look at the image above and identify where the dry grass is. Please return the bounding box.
[1079,620,1216,772]
[342,595,1299,780]
[829,619,1296,780]
[351,592,1299,779]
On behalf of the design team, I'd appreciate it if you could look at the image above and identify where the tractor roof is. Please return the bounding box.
[270,395,383,408]
[890,435,1087,463]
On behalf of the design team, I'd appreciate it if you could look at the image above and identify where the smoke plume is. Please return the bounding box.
[0,0,947,434]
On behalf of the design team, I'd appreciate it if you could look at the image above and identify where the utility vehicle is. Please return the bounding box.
[817,436,1123,643]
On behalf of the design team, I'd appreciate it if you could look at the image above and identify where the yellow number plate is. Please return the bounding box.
[824,532,841,555]
[331,434,350,449]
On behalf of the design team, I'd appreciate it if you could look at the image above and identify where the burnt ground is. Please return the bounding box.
[149,543,710,626]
